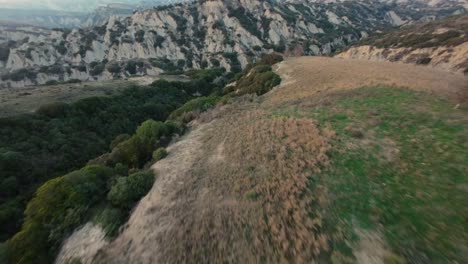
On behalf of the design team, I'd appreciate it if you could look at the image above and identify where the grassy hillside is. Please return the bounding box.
[274,86,467,263]
[0,55,282,264]
[92,56,468,263]
[2,55,466,263]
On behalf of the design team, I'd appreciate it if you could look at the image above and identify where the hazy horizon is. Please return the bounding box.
[0,0,185,13]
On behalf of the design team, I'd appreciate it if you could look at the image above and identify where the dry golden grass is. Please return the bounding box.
[266,56,468,107]
[153,106,335,263]
[202,109,334,262]
[94,101,335,263]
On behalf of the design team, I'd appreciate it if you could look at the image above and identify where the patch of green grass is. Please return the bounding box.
[245,191,260,201]
[276,86,467,262]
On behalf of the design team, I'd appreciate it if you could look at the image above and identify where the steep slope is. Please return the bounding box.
[1,0,466,88]
[81,57,467,263]
[337,13,468,74]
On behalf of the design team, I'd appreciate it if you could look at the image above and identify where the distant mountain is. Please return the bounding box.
[0,8,87,28]
[0,0,466,88]
[0,1,191,28]
[0,0,190,13]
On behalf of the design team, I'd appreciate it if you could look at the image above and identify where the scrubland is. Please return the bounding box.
[94,57,467,263]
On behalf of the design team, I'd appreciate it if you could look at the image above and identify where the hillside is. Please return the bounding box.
[51,56,468,264]
[0,2,467,263]
[1,0,466,88]
[337,13,468,73]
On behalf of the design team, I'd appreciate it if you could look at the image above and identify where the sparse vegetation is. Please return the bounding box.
[153,148,168,161]
[228,7,262,39]
[1,69,37,82]
[125,60,144,75]
[169,96,221,123]
[361,14,468,49]
[90,62,105,76]
[108,171,155,209]
[223,52,242,73]
[294,86,468,263]
[153,35,165,48]
[226,61,281,96]
[135,30,146,43]
[107,62,122,75]
[0,46,10,61]
[55,41,68,55]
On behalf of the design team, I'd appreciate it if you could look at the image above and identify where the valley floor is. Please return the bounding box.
[62,57,467,263]
[0,75,188,118]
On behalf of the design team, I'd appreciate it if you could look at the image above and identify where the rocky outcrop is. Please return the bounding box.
[336,13,468,74]
[336,43,468,74]
[0,0,466,88]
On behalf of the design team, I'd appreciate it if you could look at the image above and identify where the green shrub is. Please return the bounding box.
[107,63,121,74]
[39,65,64,75]
[153,148,168,161]
[259,53,283,65]
[125,60,144,75]
[6,165,115,264]
[224,53,283,96]
[153,35,165,48]
[0,46,10,61]
[210,58,221,67]
[1,69,37,82]
[169,96,221,123]
[65,79,82,84]
[227,7,261,39]
[234,67,281,96]
[184,68,225,82]
[90,63,105,76]
[0,243,7,264]
[55,42,67,55]
[110,134,131,150]
[135,30,145,43]
[107,171,155,209]
[36,102,68,118]
[92,206,125,237]
[110,120,180,168]
[45,80,60,86]
[251,64,272,73]
[177,59,186,68]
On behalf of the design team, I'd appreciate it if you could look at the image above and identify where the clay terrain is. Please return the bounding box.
[338,14,468,74]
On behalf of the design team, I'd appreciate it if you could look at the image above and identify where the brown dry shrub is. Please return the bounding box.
[156,109,335,263]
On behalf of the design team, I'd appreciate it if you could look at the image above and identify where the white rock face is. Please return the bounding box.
[336,43,468,74]
[386,11,406,26]
[0,0,466,88]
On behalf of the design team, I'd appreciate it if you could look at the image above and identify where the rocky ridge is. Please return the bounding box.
[337,13,468,74]
[0,0,466,88]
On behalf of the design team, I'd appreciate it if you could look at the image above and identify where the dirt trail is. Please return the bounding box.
[266,56,468,107]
